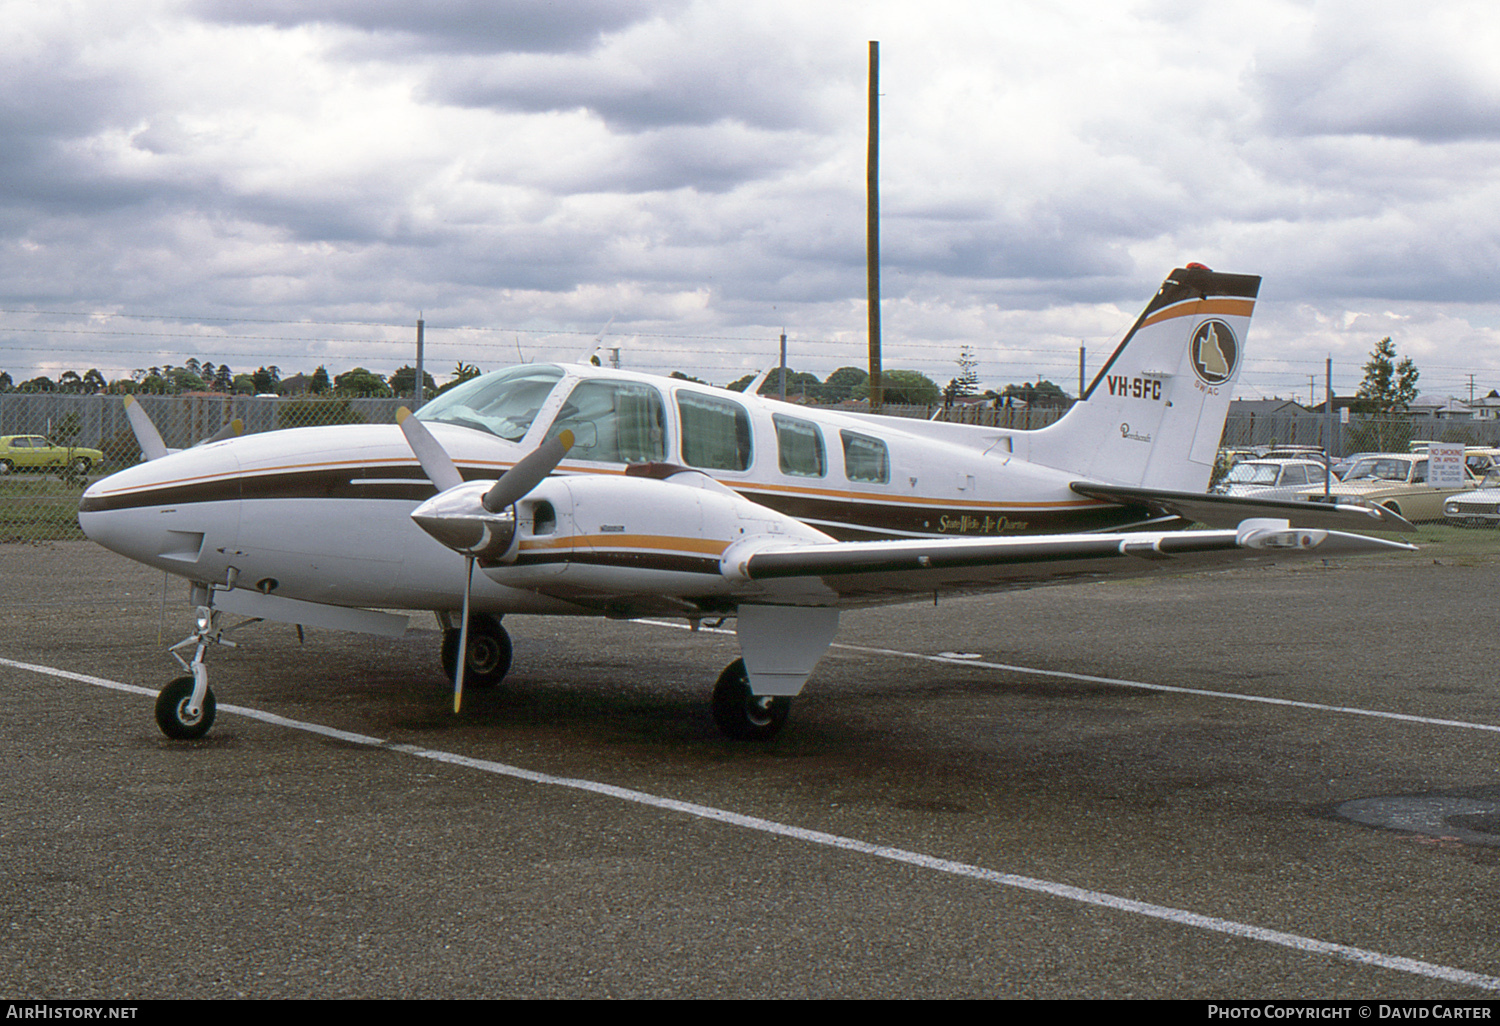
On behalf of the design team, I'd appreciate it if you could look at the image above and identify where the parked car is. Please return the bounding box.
[1444,469,1500,527]
[1213,458,1331,499]
[1464,447,1500,476]
[1294,453,1478,522]
[0,434,105,475]
[1330,452,1379,479]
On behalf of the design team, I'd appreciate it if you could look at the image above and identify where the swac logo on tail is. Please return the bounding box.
[1190,319,1239,386]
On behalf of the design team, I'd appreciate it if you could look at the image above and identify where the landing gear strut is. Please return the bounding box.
[157,599,235,740]
[712,658,790,741]
[440,612,512,688]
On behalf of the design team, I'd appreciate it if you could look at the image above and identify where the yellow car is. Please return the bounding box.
[0,435,105,475]
[1295,453,1477,522]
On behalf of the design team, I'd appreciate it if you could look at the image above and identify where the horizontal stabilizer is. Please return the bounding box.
[1069,482,1417,534]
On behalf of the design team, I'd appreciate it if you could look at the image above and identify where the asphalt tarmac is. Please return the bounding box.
[3,540,1499,999]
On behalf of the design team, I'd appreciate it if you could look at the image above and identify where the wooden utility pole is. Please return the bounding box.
[867,40,883,413]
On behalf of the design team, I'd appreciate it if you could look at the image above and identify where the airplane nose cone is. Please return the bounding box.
[78,446,241,567]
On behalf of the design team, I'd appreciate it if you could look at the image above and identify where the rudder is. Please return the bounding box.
[1028,265,1261,492]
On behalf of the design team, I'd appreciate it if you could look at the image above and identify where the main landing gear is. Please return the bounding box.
[439,612,513,688]
[712,658,790,741]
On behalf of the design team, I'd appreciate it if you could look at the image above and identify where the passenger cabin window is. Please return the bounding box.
[678,392,752,471]
[841,430,890,484]
[774,414,825,478]
[546,379,666,464]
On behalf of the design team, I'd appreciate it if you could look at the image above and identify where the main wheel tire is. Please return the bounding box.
[440,614,512,688]
[0,460,11,474]
[154,675,216,740]
[69,457,91,475]
[712,658,790,741]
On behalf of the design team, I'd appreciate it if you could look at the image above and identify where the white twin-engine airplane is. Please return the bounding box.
[80,265,1414,743]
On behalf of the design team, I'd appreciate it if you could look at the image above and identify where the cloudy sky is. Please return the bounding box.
[4,0,1500,401]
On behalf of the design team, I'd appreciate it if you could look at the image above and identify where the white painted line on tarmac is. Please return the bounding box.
[633,619,1500,736]
[4,653,1499,993]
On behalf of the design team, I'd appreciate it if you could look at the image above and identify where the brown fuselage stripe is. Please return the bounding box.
[79,462,1154,540]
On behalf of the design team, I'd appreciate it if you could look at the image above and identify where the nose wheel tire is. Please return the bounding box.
[155,675,217,740]
[440,614,512,688]
[712,658,790,741]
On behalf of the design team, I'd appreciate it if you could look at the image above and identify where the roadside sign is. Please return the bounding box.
[1428,442,1467,488]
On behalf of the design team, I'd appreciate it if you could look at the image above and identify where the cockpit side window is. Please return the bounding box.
[678,392,753,471]
[546,380,666,464]
[773,414,825,477]
[413,365,565,441]
[841,429,890,484]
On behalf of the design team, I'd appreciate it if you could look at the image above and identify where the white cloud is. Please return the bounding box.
[3,0,1500,401]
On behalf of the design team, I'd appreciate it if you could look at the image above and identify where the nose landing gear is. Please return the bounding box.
[156,577,240,740]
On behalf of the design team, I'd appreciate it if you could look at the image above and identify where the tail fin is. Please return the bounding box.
[1028,265,1260,492]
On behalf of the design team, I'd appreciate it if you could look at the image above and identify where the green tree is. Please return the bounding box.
[169,368,206,392]
[389,364,438,397]
[334,367,391,396]
[309,366,330,394]
[822,366,869,404]
[1000,379,1072,408]
[1353,336,1420,452]
[1355,337,1420,414]
[944,346,980,404]
[877,370,941,406]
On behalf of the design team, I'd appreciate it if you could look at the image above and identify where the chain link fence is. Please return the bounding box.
[3,393,1498,562]
[0,393,406,540]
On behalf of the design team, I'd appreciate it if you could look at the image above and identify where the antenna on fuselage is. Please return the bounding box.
[582,315,618,367]
[744,363,778,397]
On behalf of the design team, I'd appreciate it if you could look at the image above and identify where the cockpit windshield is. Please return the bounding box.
[413,364,565,441]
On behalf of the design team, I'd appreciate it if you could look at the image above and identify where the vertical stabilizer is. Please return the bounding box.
[1028,266,1260,492]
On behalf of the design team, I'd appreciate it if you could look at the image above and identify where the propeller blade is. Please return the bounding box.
[122,395,169,462]
[483,430,574,512]
[454,557,474,713]
[197,418,243,447]
[397,407,464,493]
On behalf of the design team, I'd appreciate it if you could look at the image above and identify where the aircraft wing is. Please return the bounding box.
[735,520,1414,604]
[1069,482,1417,533]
